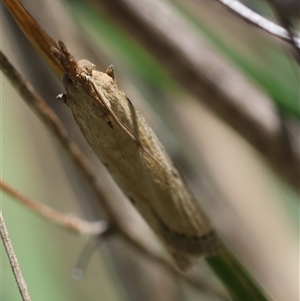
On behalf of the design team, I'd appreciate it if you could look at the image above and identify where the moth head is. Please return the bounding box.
[78,59,96,76]
[61,59,96,87]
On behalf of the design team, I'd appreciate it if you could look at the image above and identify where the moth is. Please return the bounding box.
[52,41,219,270]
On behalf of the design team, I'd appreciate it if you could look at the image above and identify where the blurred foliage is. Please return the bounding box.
[69,0,177,90]
[172,0,299,117]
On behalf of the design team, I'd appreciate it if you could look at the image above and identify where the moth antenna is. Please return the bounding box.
[51,41,78,76]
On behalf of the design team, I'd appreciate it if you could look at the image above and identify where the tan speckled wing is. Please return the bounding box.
[52,41,219,270]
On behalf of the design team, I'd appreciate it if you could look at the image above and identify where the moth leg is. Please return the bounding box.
[105,64,115,81]
[56,93,68,104]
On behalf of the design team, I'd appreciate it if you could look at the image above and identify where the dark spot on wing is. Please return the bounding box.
[102,162,110,170]
[107,121,113,129]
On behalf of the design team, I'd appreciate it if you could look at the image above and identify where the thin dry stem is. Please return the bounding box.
[0,50,227,299]
[263,0,300,64]
[212,0,300,48]
[0,179,106,235]
[0,210,32,301]
[2,0,64,76]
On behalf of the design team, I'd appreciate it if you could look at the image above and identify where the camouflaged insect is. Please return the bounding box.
[52,41,219,270]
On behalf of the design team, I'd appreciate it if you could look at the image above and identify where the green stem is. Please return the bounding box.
[206,245,269,301]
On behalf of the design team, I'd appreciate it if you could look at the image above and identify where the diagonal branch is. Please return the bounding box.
[212,0,300,49]
[263,0,300,64]
[2,0,64,76]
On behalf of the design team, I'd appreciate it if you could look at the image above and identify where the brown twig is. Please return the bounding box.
[2,0,64,76]
[88,0,300,190]
[0,210,32,301]
[0,50,228,300]
[0,179,106,235]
